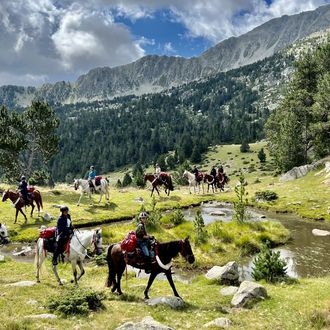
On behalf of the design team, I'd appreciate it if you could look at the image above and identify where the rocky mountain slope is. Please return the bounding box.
[1,4,330,107]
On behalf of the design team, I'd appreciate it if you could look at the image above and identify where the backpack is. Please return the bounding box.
[120,231,137,252]
[39,227,56,239]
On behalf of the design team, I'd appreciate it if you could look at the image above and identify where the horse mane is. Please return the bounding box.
[158,240,181,258]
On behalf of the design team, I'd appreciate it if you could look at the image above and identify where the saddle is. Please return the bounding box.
[95,176,102,186]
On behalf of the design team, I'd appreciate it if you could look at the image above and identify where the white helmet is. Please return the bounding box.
[139,211,148,219]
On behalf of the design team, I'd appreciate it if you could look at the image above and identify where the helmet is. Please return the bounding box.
[139,211,148,219]
[21,176,26,180]
[60,206,69,212]
[155,163,159,167]
[90,165,94,170]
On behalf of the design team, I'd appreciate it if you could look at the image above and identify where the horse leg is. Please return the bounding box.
[52,264,63,285]
[19,209,27,223]
[76,260,85,281]
[71,260,78,286]
[165,270,181,298]
[116,269,124,295]
[14,209,19,224]
[35,240,45,283]
[144,271,158,299]
[77,192,83,206]
[30,202,35,217]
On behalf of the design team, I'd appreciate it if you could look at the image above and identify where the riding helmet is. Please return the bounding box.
[90,165,94,169]
[21,176,26,180]
[60,206,69,212]
[139,211,148,219]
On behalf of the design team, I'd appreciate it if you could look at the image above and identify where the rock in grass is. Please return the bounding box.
[146,296,185,309]
[210,211,226,216]
[115,316,173,330]
[26,314,57,319]
[231,281,267,308]
[220,286,239,296]
[0,254,5,262]
[5,281,36,287]
[205,262,239,285]
[204,317,232,328]
[312,229,330,236]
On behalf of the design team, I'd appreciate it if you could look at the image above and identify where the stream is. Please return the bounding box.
[183,201,330,279]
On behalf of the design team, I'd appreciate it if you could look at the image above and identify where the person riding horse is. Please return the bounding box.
[52,206,73,266]
[210,166,217,179]
[155,163,165,185]
[136,211,153,274]
[192,165,200,181]
[18,176,29,205]
[88,165,97,193]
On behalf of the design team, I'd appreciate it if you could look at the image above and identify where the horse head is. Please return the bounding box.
[180,237,195,264]
[183,170,188,178]
[93,228,103,255]
[73,179,80,190]
[2,190,9,202]
[0,223,9,244]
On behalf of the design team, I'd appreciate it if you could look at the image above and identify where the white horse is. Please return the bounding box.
[0,223,9,244]
[35,228,103,285]
[183,170,204,194]
[74,178,110,206]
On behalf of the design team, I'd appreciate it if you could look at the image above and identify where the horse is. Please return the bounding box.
[2,189,43,223]
[144,173,174,197]
[183,170,204,194]
[35,228,103,286]
[0,223,10,244]
[217,172,229,191]
[73,178,110,206]
[106,237,195,299]
[203,174,217,193]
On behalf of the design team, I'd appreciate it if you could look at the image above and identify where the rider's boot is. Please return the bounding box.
[144,256,152,274]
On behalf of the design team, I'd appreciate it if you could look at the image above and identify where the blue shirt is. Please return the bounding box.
[88,170,96,179]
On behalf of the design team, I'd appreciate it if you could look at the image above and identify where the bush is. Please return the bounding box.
[240,142,250,153]
[258,148,267,163]
[255,190,278,202]
[194,209,206,244]
[147,196,161,229]
[47,288,106,316]
[122,173,132,187]
[171,209,185,226]
[252,242,287,283]
[115,179,122,188]
[233,172,249,223]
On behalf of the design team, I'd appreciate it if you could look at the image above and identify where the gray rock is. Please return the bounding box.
[0,254,5,262]
[205,262,239,284]
[312,229,330,236]
[210,211,226,216]
[12,246,33,257]
[231,281,268,308]
[204,317,232,328]
[5,281,36,287]
[26,314,57,319]
[220,286,239,296]
[26,299,38,305]
[115,316,174,330]
[42,213,53,221]
[146,296,185,309]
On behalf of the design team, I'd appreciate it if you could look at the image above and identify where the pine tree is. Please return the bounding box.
[258,148,266,163]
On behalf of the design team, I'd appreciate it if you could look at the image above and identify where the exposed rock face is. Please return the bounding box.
[280,164,318,181]
[205,262,239,285]
[204,317,232,328]
[231,281,268,308]
[2,5,330,106]
[115,316,174,330]
[146,296,185,309]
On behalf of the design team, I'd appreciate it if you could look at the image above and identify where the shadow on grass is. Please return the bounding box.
[84,202,118,214]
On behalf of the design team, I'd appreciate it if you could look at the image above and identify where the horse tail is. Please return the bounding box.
[106,244,116,287]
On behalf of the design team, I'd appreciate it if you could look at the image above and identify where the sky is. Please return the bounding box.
[0,0,330,86]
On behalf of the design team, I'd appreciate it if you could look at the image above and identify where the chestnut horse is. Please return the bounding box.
[203,174,217,193]
[2,189,43,223]
[106,237,195,299]
[144,173,174,197]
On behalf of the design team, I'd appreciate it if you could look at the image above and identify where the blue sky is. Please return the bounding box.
[0,0,330,86]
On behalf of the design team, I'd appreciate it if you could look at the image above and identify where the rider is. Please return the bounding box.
[18,176,29,205]
[136,211,153,274]
[155,163,165,184]
[210,165,217,181]
[88,165,97,193]
[192,165,200,181]
[52,206,73,266]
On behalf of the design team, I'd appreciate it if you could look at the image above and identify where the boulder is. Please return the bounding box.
[115,316,173,330]
[146,296,185,309]
[12,246,33,257]
[312,229,330,236]
[5,281,36,287]
[205,262,239,285]
[220,286,239,296]
[231,281,267,308]
[204,317,232,328]
[0,254,5,262]
[42,213,53,221]
[210,211,226,216]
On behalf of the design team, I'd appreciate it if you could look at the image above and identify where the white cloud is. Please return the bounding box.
[164,42,176,54]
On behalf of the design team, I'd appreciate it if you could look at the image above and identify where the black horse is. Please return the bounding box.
[106,237,195,299]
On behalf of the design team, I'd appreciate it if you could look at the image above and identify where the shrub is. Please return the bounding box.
[255,190,278,202]
[47,288,106,316]
[258,148,267,163]
[240,142,250,153]
[252,242,287,283]
[233,172,249,223]
[115,179,122,188]
[194,209,206,244]
[147,196,161,229]
[122,173,132,187]
[171,209,185,226]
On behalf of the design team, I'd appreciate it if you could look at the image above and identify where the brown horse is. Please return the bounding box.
[144,173,174,197]
[217,172,229,191]
[203,174,217,193]
[106,237,195,299]
[2,190,43,223]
